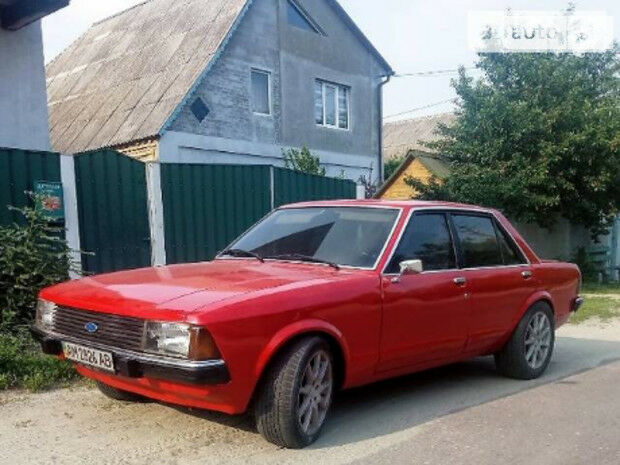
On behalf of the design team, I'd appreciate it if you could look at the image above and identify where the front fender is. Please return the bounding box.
[253,318,351,384]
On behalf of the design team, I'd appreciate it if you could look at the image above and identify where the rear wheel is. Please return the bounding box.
[96,381,146,402]
[495,302,555,380]
[255,337,334,449]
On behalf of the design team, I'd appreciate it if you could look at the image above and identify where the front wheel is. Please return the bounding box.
[495,302,555,380]
[254,337,334,448]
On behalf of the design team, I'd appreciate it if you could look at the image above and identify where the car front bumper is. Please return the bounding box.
[30,326,230,386]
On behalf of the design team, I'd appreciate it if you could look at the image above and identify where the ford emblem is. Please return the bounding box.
[84,322,99,333]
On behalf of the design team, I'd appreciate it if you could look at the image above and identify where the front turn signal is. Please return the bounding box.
[189,327,221,360]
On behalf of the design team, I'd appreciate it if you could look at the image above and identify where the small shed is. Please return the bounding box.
[377,150,450,199]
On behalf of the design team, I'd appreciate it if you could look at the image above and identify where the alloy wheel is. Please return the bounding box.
[297,350,333,436]
[524,311,552,370]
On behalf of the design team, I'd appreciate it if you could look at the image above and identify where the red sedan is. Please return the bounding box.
[33,200,583,448]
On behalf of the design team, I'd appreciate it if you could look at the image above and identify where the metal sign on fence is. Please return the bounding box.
[34,180,65,221]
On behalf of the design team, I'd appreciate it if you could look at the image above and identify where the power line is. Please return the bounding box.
[383,98,455,119]
[393,67,477,78]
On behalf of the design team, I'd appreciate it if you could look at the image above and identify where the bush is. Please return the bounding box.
[0,198,80,391]
[282,146,326,176]
[0,332,76,391]
[571,247,598,282]
[0,198,78,333]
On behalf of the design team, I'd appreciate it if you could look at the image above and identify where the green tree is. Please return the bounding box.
[384,156,405,181]
[282,146,326,176]
[409,48,620,235]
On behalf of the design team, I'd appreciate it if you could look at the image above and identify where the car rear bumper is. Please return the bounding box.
[30,326,230,386]
[571,296,585,313]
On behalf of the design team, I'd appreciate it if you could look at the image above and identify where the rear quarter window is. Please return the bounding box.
[452,215,503,268]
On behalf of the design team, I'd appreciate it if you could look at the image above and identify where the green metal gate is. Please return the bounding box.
[161,164,271,264]
[0,148,61,226]
[273,168,356,207]
[74,150,151,274]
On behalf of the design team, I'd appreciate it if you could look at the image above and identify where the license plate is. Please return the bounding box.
[62,342,115,373]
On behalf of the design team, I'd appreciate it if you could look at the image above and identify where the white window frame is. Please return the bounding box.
[251,68,272,116]
[316,80,350,131]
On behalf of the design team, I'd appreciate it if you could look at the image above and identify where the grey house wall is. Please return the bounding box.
[163,0,387,182]
[0,21,50,151]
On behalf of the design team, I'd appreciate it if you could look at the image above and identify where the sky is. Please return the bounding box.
[42,0,619,121]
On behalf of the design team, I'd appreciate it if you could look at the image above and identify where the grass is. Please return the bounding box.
[569,295,620,325]
[0,332,78,391]
[581,282,620,295]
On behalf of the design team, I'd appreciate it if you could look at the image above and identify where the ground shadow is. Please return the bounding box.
[152,337,620,448]
[311,337,620,448]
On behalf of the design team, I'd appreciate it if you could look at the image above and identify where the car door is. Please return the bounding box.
[379,212,470,372]
[449,213,537,354]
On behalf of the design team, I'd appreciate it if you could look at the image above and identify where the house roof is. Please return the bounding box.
[46,0,248,154]
[47,0,393,155]
[376,150,451,198]
[383,113,456,161]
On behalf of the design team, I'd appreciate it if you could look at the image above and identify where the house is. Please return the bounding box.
[377,150,449,199]
[46,0,393,182]
[0,0,69,151]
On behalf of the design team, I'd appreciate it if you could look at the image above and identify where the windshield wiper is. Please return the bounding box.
[265,253,340,270]
[220,248,264,262]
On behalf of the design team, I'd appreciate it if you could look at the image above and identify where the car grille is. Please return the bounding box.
[51,306,145,352]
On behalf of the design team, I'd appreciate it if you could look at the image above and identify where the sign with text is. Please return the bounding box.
[34,181,64,221]
[468,11,614,53]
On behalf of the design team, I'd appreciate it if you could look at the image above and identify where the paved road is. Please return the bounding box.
[1,323,620,465]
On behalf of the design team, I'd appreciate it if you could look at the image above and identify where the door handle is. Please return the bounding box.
[521,271,533,279]
[453,277,467,286]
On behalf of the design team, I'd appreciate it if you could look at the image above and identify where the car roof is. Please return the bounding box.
[279,199,495,213]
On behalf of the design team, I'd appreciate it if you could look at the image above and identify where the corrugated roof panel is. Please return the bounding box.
[383,113,456,160]
[47,0,249,153]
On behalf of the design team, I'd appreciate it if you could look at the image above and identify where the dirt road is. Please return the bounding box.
[2,320,620,465]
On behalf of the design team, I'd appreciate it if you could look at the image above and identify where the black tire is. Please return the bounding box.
[254,336,335,449]
[96,381,147,402]
[495,302,555,380]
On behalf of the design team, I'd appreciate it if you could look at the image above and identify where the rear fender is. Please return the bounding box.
[512,291,555,328]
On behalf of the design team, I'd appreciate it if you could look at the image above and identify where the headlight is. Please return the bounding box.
[36,299,57,330]
[143,322,221,360]
[144,322,191,358]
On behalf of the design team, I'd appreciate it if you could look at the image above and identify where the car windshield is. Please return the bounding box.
[223,207,399,269]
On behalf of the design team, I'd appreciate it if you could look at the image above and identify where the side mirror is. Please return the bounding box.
[399,259,423,275]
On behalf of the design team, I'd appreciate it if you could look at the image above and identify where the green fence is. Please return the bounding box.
[161,164,272,264]
[0,148,61,226]
[274,167,356,207]
[161,164,356,264]
[74,150,151,274]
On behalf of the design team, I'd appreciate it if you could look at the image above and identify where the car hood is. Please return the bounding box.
[40,259,348,319]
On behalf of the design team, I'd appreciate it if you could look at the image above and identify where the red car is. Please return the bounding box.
[33,200,583,448]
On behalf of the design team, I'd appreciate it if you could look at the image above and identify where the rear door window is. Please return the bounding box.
[452,215,503,268]
[386,213,456,273]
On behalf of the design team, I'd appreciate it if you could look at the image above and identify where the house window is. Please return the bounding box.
[315,80,349,130]
[286,0,320,34]
[251,69,271,115]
